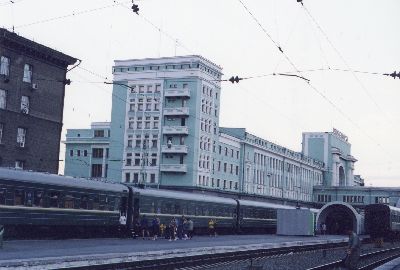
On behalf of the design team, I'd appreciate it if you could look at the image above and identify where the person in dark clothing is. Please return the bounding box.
[140,215,149,240]
[177,215,185,239]
[169,217,177,241]
[344,228,361,270]
[152,216,160,240]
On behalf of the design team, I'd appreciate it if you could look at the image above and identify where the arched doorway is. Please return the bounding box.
[317,202,360,234]
[339,166,346,186]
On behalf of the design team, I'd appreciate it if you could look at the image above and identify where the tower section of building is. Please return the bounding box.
[108,56,222,188]
[302,129,357,187]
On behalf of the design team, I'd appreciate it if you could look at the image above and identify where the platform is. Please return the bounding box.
[0,235,348,269]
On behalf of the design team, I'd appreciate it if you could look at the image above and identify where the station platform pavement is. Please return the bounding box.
[0,234,348,269]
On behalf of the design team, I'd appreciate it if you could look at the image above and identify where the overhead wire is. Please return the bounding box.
[6,0,131,30]
[299,2,396,125]
[236,0,395,159]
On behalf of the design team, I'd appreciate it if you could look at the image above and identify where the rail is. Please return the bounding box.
[57,242,348,270]
[307,246,400,270]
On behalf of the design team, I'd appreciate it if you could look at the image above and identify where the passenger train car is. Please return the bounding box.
[365,204,400,239]
[0,167,306,238]
[0,168,129,238]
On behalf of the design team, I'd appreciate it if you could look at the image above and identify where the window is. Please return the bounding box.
[0,189,6,205]
[155,84,161,92]
[125,173,130,183]
[236,166,239,175]
[0,56,10,76]
[94,130,105,137]
[224,163,227,172]
[33,191,44,207]
[49,192,60,208]
[69,150,73,156]
[126,158,131,166]
[20,96,29,114]
[0,89,6,109]
[0,123,3,144]
[23,64,33,83]
[17,127,26,147]
[77,150,81,156]
[91,164,102,177]
[14,190,24,205]
[150,174,156,183]
[83,150,87,157]
[133,173,139,183]
[92,148,104,158]
[152,139,157,148]
[64,195,74,209]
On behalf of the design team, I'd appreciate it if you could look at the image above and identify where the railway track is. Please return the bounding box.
[307,246,400,270]
[57,242,348,270]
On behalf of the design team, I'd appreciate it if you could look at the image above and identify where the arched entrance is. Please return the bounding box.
[339,166,346,186]
[317,202,361,234]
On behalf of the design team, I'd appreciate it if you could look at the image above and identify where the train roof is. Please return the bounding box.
[0,168,128,193]
[132,187,237,205]
[238,199,297,209]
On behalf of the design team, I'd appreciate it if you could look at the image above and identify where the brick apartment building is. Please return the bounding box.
[0,28,77,173]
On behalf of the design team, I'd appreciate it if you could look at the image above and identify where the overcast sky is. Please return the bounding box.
[1,0,399,186]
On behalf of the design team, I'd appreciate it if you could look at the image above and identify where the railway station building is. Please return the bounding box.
[64,55,367,204]
[0,28,77,173]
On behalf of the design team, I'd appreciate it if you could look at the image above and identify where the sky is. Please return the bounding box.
[1,0,399,187]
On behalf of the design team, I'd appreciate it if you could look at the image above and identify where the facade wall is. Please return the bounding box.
[64,123,110,179]
[108,56,223,187]
[0,28,76,173]
[314,186,400,208]
[303,130,356,187]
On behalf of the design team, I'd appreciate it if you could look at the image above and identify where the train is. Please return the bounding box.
[365,203,400,239]
[0,167,305,239]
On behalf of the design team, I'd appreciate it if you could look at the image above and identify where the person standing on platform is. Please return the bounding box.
[322,223,327,235]
[208,219,215,237]
[169,217,177,241]
[187,218,194,239]
[140,215,149,240]
[344,228,361,270]
[152,216,160,240]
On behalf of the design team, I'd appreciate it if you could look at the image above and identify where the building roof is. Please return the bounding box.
[0,28,77,67]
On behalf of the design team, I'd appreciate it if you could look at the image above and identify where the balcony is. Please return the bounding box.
[161,145,188,154]
[160,164,187,173]
[163,107,189,116]
[162,126,189,135]
[164,88,190,98]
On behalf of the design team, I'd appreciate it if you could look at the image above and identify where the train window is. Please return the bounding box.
[64,195,74,209]
[80,195,88,209]
[92,196,100,210]
[14,190,25,206]
[114,197,120,211]
[33,191,44,207]
[0,189,6,205]
[25,191,33,206]
[174,203,181,215]
[49,192,60,208]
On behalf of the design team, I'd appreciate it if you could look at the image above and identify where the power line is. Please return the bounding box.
[299,2,396,124]
[237,0,301,74]
[7,0,131,30]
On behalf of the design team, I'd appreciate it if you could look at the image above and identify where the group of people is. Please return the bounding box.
[136,215,194,241]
